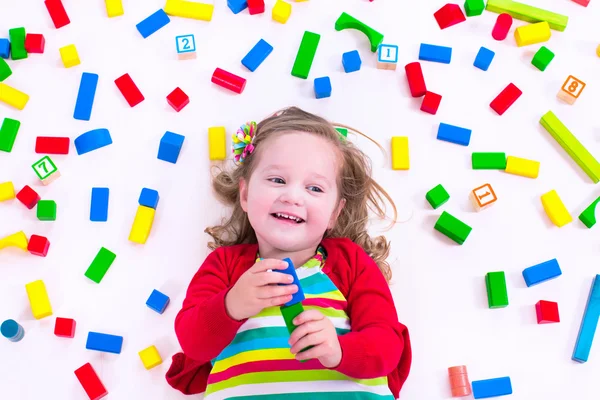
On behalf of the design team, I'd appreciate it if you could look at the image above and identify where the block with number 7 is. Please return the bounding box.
[31,155,61,185]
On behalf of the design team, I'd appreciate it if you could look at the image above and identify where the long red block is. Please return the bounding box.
[434,4,466,29]
[25,34,46,53]
[35,137,70,154]
[28,235,50,257]
[55,317,76,337]
[421,91,442,115]
[44,0,71,29]
[490,83,522,115]
[16,185,40,209]
[211,68,246,94]
[114,73,145,107]
[492,13,512,40]
[405,62,426,98]
[74,363,107,400]
[166,87,189,112]
[536,300,560,324]
[248,0,265,14]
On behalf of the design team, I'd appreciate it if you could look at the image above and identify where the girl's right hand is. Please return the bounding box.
[225,258,298,321]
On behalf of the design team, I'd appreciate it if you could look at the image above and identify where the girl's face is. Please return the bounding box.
[240,132,345,254]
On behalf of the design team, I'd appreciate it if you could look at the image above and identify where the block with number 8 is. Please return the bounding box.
[31,155,60,185]
[470,183,497,211]
[175,34,196,60]
[377,44,398,70]
[558,75,585,105]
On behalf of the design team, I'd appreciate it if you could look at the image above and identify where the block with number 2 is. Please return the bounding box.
[471,183,497,211]
[175,34,196,60]
[31,155,61,185]
[557,75,585,105]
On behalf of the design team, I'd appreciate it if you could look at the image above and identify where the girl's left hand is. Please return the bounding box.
[288,309,342,368]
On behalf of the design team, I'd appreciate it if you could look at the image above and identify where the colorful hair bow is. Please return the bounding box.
[232,121,257,163]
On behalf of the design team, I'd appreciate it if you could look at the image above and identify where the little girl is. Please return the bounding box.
[166,107,412,399]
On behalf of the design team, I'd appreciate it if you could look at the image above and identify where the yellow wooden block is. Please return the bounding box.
[139,345,163,370]
[541,189,572,227]
[0,83,30,110]
[0,181,15,201]
[391,137,409,170]
[129,205,155,244]
[272,0,292,23]
[514,21,551,47]
[105,0,124,17]
[59,44,80,68]
[25,280,53,320]
[0,231,28,251]
[597,44,600,58]
[505,156,540,178]
[165,0,214,21]
[208,127,226,161]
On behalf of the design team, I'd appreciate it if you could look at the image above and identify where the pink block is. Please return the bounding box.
[572,0,590,6]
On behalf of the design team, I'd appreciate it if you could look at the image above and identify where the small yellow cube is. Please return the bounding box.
[59,44,80,68]
[139,345,162,370]
[272,0,292,24]
[208,127,226,161]
[105,0,124,17]
[0,181,15,201]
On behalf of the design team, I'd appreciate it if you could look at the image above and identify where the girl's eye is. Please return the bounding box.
[308,186,323,193]
[269,178,285,184]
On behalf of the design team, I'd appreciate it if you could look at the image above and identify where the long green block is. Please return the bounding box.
[434,211,472,245]
[8,27,27,60]
[486,271,509,308]
[85,247,117,283]
[334,12,383,53]
[291,31,320,79]
[0,118,21,153]
[540,111,600,184]
[472,152,507,169]
[579,196,600,228]
[485,0,568,32]
[465,0,485,16]
[280,302,312,360]
[0,58,12,81]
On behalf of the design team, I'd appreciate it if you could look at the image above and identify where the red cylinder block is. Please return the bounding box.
[448,365,471,397]
[211,68,246,94]
[492,13,512,40]
[405,62,426,98]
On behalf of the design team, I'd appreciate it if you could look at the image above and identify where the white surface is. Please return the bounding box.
[1,0,600,399]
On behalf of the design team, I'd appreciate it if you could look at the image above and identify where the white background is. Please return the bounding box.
[1,0,600,399]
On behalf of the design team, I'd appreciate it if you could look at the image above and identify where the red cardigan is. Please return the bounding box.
[166,237,412,398]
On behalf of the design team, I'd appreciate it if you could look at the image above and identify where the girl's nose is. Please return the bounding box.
[280,187,304,206]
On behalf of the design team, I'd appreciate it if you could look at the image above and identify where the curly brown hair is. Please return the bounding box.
[205,107,398,282]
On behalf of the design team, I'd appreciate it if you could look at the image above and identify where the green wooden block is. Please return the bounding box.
[0,118,21,153]
[472,152,507,169]
[335,127,348,139]
[334,12,384,52]
[486,271,509,308]
[281,302,304,335]
[426,184,450,209]
[465,0,485,16]
[0,58,12,82]
[291,31,320,79]
[579,196,600,228]
[485,0,568,32]
[8,27,27,60]
[434,211,472,245]
[85,247,117,283]
[37,200,57,221]
[531,46,554,71]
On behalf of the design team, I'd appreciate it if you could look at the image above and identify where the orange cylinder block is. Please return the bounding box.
[448,365,471,397]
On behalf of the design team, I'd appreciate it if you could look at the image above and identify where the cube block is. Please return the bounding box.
[54,317,76,337]
[426,184,450,209]
[158,131,185,164]
[139,345,163,370]
[28,235,50,257]
[37,200,57,221]
[536,300,560,323]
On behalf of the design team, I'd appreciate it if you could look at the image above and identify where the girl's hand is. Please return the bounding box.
[225,258,298,321]
[288,309,342,368]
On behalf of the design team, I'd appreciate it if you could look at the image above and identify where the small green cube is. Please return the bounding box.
[531,46,554,71]
[0,118,21,153]
[37,200,57,221]
[0,57,12,82]
[485,271,509,308]
[434,211,472,245]
[472,152,507,169]
[464,0,485,16]
[426,184,450,209]
[84,247,117,283]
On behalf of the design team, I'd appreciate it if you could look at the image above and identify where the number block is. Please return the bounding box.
[291,31,320,79]
[426,184,450,209]
[146,289,170,314]
[16,185,40,209]
[514,21,551,47]
[136,9,170,38]
[54,317,76,337]
[166,87,189,112]
[0,83,30,110]
[472,152,506,169]
[558,75,585,105]
[536,300,560,324]
[28,234,50,257]
[175,34,196,60]
[531,46,554,71]
[434,211,472,245]
[474,46,495,71]
[37,200,57,221]
[158,131,185,163]
[471,183,497,211]
[342,50,361,73]
[85,247,117,284]
[32,155,61,185]
[541,189,572,227]
[1,319,25,342]
[25,280,53,320]
[505,155,539,178]
[86,331,123,354]
[0,181,15,201]
[486,271,509,308]
[522,258,562,287]
[420,91,442,115]
[139,345,163,370]
[208,126,226,160]
[74,363,108,400]
[59,44,80,68]
[405,62,426,97]
[419,43,452,64]
[391,136,409,170]
[313,76,331,99]
[272,0,292,23]
[377,44,399,70]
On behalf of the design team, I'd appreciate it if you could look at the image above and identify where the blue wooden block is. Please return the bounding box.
[1,319,24,342]
[419,43,452,64]
[474,46,495,71]
[572,274,600,363]
[157,131,185,164]
[437,123,471,146]
[136,9,170,39]
[472,377,512,399]
[90,187,109,222]
[146,289,170,314]
[73,72,98,121]
[0,39,10,59]
[228,0,248,14]
[139,188,159,209]
[86,331,123,354]
[242,39,273,72]
[314,76,331,99]
[274,258,305,307]
[74,129,112,155]
[522,258,562,287]
[342,50,361,73]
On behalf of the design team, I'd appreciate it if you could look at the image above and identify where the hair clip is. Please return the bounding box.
[232,121,257,163]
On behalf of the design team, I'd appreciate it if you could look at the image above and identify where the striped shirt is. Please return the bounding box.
[204,246,395,399]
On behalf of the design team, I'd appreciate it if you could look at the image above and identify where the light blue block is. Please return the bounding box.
[437,123,471,146]
[157,131,185,164]
[0,39,10,59]
[139,188,159,209]
[419,43,452,64]
[342,50,361,73]
[86,331,123,354]
[522,258,562,287]
[274,258,305,307]
[472,377,512,399]
[377,44,398,65]
[73,72,98,121]
[175,34,196,54]
[314,76,331,99]
[146,289,170,314]
[572,274,600,363]
[90,187,109,222]
[74,129,112,155]
[228,0,248,14]
[136,9,170,39]
[242,39,273,72]
[474,46,495,71]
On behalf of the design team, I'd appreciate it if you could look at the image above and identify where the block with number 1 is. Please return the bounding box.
[377,44,398,70]
[471,183,497,211]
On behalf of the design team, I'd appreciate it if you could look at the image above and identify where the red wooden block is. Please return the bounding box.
[166,87,189,112]
[35,137,70,154]
[114,73,145,107]
[28,235,50,257]
[44,0,71,29]
[536,300,560,324]
[421,91,442,115]
[55,317,76,337]
[572,0,590,6]
[25,34,46,53]
[211,68,247,94]
[74,362,108,400]
[404,62,426,98]
[16,185,40,209]
[434,4,466,29]
[248,0,265,14]
[492,13,513,40]
[490,83,522,115]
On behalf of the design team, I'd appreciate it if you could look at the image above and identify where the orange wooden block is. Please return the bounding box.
[470,183,497,211]
[557,75,585,105]
[448,365,472,397]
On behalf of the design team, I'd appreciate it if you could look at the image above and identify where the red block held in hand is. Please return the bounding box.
[490,83,522,115]
[405,62,426,98]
